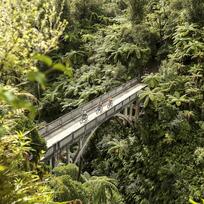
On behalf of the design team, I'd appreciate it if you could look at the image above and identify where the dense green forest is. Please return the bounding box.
[0,0,204,203]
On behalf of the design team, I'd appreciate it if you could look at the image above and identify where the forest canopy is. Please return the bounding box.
[0,0,204,203]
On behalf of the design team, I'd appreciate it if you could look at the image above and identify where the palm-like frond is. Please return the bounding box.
[107,138,128,159]
[83,176,119,204]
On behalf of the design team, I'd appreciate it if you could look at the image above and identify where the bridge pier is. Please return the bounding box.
[51,145,56,168]
[118,101,141,124]
[122,107,128,125]
[129,104,133,117]
[49,143,61,168]
[66,145,71,164]
[123,107,128,116]
[79,139,83,150]
[134,100,140,120]
[74,138,83,164]
[49,157,52,167]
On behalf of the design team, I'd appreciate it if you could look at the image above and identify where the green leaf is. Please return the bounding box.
[28,71,46,89]
[176,101,181,106]
[189,197,199,204]
[174,91,180,98]
[0,165,7,172]
[34,54,52,66]
[64,67,73,78]
[149,94,155,101]
[144,96,150,108]
[3,90,16,103]
[53,63,73,77]
[200,122,204,130]
[53,63,66,72]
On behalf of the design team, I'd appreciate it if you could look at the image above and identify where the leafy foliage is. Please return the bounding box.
[0,132,53,204]
[0,0,67,85]
[49,164,123,203]
[2,0,204,203]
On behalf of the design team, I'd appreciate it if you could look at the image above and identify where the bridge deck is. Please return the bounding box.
[45,83,145,149]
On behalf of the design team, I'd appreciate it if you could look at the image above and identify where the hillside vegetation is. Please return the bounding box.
[0,0,204,203]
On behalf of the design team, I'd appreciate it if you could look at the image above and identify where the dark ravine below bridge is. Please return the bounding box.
[39,79,146,167]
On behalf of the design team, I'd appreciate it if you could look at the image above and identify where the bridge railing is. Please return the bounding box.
[43,83,143,160]
[39,78,139,136]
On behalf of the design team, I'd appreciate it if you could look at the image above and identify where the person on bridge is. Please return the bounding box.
[107,96,113,108]
[96,101,103,114]
[81,110,88,123]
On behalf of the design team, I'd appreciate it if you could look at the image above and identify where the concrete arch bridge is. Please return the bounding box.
[39,79,146,167]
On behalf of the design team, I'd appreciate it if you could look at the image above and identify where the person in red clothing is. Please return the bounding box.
[107,96,113,108]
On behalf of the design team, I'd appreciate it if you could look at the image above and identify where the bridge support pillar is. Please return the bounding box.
[51,143,61,168]
[66,146,71,163]
[53,153,58,168]
[49,158,52,167]
[79,139,83,149]
[135,101,140,120]
[129,103,133,117]
[123,107,128,116]
[122,107,127,125]
[75,139,83,162]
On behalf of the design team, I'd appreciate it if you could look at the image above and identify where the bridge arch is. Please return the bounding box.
[74,112,138,164]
